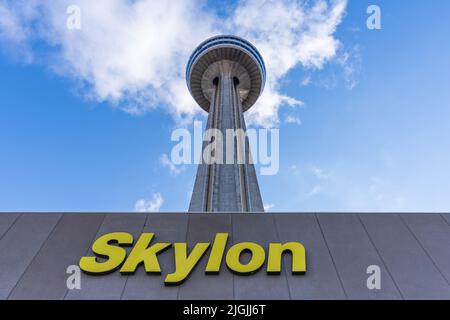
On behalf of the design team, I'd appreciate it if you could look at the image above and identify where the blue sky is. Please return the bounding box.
[0,0,449,212]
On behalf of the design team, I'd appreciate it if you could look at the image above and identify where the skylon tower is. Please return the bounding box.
[186,35,266,212]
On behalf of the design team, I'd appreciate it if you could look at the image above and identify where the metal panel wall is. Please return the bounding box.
[0,213,448,300]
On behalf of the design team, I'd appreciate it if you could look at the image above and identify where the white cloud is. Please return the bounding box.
[134,192,164,212]
[264,203,275,211]
[289,164,302,176]
[367,176,406,210]
[300,75,311,86]
[336,45,361,90]
[233,0,347,126]
[308,185,322,196]
[0,0,348,126]
[284,115,302,125]
[0,5,25,41]
[160,153,182,176]
[311,166,328,179]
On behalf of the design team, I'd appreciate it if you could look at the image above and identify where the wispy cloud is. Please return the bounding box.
[134,192,164,212]
[0,0,348,126]
[264,203,275,211]
[160,153,183,176]
[307,185,322,197]
[336,44,361,90]
[289,164,301,175]
[288,164,329,198]
[300,75,311,86]
[311,166,328,180]
[284,115,302,125]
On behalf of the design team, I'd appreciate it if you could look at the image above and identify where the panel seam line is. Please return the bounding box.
[398,214,450,286]
[7,213,64,300]
[314,214,348,299]
[358,214,405,299]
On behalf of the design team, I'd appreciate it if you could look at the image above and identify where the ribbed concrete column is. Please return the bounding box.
[189,61,264,212]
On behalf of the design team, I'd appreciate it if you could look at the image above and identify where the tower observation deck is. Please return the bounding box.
[187,35,266,212]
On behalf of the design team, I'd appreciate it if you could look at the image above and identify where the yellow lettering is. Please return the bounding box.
[120,233,171,274]
[205,233,229,274]
[79,232,307,282]
[164,242,210,285]
[225,242,265,275]
[79,232,133,274]
[267,242,306,274]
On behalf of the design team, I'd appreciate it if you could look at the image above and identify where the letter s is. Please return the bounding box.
[79,232,133,274]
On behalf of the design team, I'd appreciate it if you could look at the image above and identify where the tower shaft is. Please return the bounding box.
[189,62,264,212]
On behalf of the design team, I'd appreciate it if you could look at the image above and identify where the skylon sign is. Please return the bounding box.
[79,232,306,285]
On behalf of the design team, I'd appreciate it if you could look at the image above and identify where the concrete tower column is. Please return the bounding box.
[186,36,266,213]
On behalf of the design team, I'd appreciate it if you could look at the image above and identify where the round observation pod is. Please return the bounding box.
[186,35,266,112]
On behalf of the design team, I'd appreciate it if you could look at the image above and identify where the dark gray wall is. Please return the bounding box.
[0,213,449,300]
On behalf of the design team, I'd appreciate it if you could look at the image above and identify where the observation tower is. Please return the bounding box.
[186,35,266,212]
